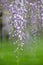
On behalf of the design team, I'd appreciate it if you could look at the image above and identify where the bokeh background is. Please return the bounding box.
[0,0,43,65]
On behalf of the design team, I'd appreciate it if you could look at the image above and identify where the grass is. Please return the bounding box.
[0,35,43,65]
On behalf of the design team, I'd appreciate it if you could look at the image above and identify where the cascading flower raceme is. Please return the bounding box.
[8,0,28,43]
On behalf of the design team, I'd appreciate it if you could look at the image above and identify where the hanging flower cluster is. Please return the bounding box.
[3,0,43,43]
[3,0,28,43]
